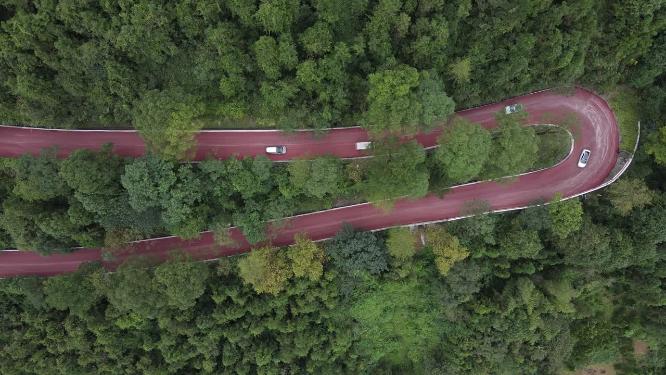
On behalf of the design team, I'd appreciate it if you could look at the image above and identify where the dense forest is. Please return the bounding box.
[0,0,665,374]
[0,0,663,155]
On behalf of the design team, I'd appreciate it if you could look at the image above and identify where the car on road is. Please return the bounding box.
[265,145,287,155]
[504,103,524,114]
[578,149,591,168]
[355,141,372,150]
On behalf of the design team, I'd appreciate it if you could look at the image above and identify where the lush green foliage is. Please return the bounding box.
[424,225,469,276]
[434,117,491,183]
[287,234,325,281]
[483,112,538,178]
[608,87,641,151]
[326,224,388,277]
[3,171,666,373]
[237,246,292,295]
[386,227,416,261]
[605,177,654,216]
[549,194,584,239]
[1,0,662,156]
[361,138,429,204]
[0,0,665,373]
[363,66,454,134]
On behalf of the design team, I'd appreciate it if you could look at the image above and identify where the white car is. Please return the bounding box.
[504,104,524,114]
[265,145,287,155]
[355,141,372,150]
[577,149,591,168]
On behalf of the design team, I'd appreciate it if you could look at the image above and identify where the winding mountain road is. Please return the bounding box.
[0,88,621,277]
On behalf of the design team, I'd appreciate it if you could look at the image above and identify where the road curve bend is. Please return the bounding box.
[0,87,620,277]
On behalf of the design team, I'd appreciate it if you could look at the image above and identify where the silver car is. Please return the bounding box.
[578,149,591,168]
[504,104,524,114]
[265,145,287,155]
[355,141,371,150]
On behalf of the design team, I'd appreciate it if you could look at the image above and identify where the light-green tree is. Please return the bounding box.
[386,227,416,261]
[349,270,443,367]
[449,57,472,84]
[425,226,469,276]
[363,65,454,134]
[237,246,292,295]
[286,156,343,199]
[254,0,300,34]
[287,234,325,281]
[548,194,583,239]
[606,178,654,216]
[300,21,333,56]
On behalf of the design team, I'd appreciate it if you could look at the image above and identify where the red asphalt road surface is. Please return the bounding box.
[0,87,620,277]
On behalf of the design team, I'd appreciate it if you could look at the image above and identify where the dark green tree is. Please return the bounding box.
[363,65,454,134]
[483,112,538,178]
[11,149,69,202]
[361,138,429,204]
[434,117,492,183]
[326,224,388,276]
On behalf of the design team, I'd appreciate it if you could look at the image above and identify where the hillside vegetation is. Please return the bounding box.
[0,0,665,374]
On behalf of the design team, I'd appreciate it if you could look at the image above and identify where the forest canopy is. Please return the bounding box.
[0,0,664,374]
[0,0,663,157]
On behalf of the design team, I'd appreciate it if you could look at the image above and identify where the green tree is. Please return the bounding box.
[43,263,102,317]
[286,156,343,199]
[287,234,325,281]
[558,219,613,269]
[483,112,538,178]
[59,145,125,196]
[225,156,273,199]
[606,177,654,216]
[254,0,300,33]
[548,194,583,239]
[434,117,492,183]
[326,224,388,276]
[121,155,176,212]
[102,258,165,318]
[447,200,498,250]
[237,246,292,295]
[161,165,206,238]
[646,125,666,165]
[154,255,210,310]
[363,66,454,134]
[362,138,429,204]
[498,229,543,260]
[11,149,69,202]
[386,227,416,261]
[425,226,469,276]
[132,88,205,160]
[1,194,98,253]
[349,269,443,367]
